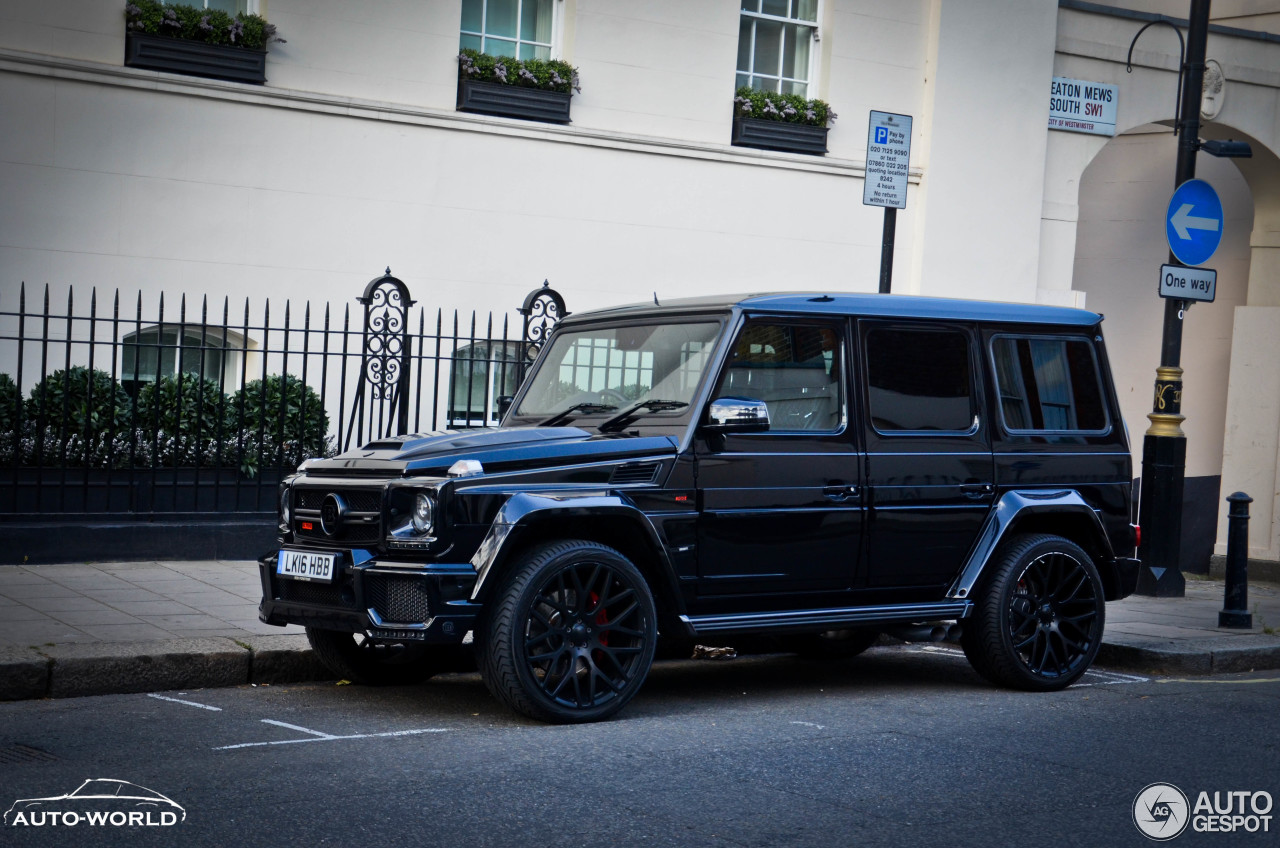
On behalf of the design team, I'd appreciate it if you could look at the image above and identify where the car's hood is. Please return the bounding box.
[301,426,679,477]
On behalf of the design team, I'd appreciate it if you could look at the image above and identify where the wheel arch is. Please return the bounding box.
[948,490,1122,602]
[468,493,684,625]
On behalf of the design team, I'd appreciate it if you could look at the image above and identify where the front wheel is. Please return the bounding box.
[479,540,657,723]
[961,534,1105,691]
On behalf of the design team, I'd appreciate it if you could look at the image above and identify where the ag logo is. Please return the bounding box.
[1134,782,1190,841]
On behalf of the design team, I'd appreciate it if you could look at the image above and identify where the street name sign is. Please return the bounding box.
[1048,77,1118,137]
[864,111,912,209]
[1166,179,1223,266]
[1159,264,1216,302]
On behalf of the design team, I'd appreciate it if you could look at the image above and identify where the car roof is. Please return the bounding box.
[562,292,1102,327]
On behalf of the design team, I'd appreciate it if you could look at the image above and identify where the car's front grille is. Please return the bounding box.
[296,488,381,512]
[365,573,432,624]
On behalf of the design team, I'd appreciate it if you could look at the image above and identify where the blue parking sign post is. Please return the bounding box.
[1166,179,1223,266]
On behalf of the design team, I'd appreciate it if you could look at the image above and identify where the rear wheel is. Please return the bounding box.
[962,534,1105,691]
[305,627,450,686]
[479,540,657,723]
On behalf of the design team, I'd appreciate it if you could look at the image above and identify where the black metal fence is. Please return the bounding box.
[0,272,567,520]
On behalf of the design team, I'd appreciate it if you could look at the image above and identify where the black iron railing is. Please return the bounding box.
[0,275,566,519]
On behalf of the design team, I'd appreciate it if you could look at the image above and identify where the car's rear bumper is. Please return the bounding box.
[1108,556,1141,601]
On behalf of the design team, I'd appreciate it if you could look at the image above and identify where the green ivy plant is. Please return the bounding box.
[733,86,836,127]
[232,374,330,461]
[458,48,580,94]
[124,0,284,50]
[26,367,133,440]
[136,373,232,438]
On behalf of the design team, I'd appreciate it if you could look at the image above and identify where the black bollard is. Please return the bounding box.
[1219,492,1253,629]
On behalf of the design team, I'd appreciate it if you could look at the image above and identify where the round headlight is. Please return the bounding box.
[412,492,434,535]
[280,486,291,525]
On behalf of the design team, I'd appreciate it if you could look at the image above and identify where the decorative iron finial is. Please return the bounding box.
[386,266,391,276]
[653,292,660,306]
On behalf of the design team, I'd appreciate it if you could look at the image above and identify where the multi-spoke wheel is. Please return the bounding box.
[480,540,657,723]
[305,627,455,686]
[962,533,1105,691]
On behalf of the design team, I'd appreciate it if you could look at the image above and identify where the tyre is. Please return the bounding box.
[787,628,879,659]
[962,533,1105,691]
[305,627,448,686]
[479,540,657,723]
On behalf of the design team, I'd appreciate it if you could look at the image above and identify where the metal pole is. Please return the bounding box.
[878,207,896,294]
[1219,492,1253,628]
[1136,0,1211,597]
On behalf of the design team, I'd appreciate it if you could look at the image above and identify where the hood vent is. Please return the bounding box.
[610,463,660,485]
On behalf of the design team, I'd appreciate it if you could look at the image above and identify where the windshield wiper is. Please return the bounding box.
[537,402,618,428]
[598,400,688,432]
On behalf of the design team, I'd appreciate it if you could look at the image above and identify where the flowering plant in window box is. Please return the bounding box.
[123,0,285,85]
[456,48,581,124]
[731,86,836,155]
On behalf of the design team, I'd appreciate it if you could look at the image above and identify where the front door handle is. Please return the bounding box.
[824,485,861,502]
[961,482,994,499]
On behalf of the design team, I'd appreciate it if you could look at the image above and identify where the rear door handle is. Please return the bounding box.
[961,482,994,498]
[824,485,861,502]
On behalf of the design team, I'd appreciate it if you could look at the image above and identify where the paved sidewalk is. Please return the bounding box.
[1,561,1279,700]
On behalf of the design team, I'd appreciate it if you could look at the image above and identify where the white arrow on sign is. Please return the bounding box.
[1170,203,1221,240]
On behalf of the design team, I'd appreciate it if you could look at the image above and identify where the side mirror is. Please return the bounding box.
[496,396,514,419]
[704,397,770,432]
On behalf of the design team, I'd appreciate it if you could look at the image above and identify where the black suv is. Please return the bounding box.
[260,293,1140,723]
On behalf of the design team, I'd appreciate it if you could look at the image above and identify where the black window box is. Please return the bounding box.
[731,117,828,155]
[457,78,572,124]
[125,32,266,85]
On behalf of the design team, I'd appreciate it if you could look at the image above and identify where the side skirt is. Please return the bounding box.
[681,600,973,635]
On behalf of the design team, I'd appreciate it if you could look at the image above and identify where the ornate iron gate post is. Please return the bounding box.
[345,269,415,450]
[517,280,568,384]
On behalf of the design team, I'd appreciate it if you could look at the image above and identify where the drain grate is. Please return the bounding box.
[0,744,58,765]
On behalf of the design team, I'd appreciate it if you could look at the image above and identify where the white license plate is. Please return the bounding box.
[277,550,338,583]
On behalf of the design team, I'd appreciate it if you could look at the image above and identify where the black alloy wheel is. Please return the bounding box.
[962,533,1105,691]
[480,540,657,723]
[305,627,448,686]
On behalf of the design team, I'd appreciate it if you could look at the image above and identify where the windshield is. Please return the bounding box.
[514,321,723,420]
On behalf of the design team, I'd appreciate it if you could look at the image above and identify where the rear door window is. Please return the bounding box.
[990,336,1108,432]
[864,326,976,433]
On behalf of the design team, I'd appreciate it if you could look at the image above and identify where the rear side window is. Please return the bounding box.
[864,327,975,432]
[991,336,1108,432]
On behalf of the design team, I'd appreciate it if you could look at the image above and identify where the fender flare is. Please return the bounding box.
[946,490,1115,601]
[468,491,680,608]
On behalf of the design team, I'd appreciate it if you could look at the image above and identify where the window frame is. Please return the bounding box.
[710,316,849,436]
[736,0,821,98]
[861,322,981,438]
[460,0,561,61]
[447,340,523,428]
[119,325,248,394]
[988,332,1112,436]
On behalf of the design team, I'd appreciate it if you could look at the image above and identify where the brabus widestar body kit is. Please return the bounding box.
[260,293,1139,723]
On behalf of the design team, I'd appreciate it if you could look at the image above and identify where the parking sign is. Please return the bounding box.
[864,112,912,209]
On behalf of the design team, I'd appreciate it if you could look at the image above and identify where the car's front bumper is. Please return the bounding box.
[258,550,481,642]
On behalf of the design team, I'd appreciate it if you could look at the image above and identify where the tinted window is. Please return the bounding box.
[715,323,843,431]
[992,336,1107,432]
[865,327,974,432]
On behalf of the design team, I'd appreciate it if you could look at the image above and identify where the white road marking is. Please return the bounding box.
[148,693,222,711]
[902,643,1150,686]
[260,719,333,738]
[214,727,447,751]
[790,721,825,730]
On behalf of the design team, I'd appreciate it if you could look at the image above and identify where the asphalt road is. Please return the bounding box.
[1,644,1276,848]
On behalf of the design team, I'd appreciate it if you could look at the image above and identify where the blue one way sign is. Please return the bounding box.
[1166,179,1223,267]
